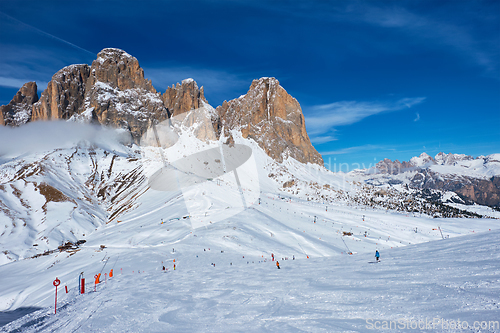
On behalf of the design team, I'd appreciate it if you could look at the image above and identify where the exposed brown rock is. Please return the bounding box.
[376,158,415,175]
[375,153,500,207]
[216,77,323,165]
[4,52,324,167]
[0,82,38,126]
[83,48,169,143]
[162,78,207,117]
[158,78,217,142]
[410,170,500,207]
[32,65,90,122]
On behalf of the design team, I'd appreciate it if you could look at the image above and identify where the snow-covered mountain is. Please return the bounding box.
[1,47,499,331]
[1,48,322,167]
[352,152,500,208]
[0,128,499,331]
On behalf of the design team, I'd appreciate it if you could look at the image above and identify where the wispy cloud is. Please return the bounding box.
[354,4,499,75]
[0,76,46,89]
[320,144,389,156]
[414,112,420,122]
[0,11,95,57]
[255,2,499,76]
[310,135,337,144]
[305,97,425,141]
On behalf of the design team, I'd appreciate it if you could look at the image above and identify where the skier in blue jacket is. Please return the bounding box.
[375,250,380,262]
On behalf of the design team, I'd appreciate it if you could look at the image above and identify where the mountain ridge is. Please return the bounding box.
[0,48,322,166]
[357,152,500,207]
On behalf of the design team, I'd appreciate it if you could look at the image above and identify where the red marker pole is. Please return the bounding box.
[53,278,61,314]
[80,278,85,294]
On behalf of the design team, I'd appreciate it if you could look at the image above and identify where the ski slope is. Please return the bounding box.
[1,228,499,332]
[1,184,499,332]
[1,129,499,332]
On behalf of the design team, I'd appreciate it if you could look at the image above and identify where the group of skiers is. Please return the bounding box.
[273,250,380,269]
[172,250,381,271]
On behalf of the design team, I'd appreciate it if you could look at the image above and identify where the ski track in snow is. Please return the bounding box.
[1,230,499,332]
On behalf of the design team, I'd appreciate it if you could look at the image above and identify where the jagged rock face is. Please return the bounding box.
[162,78,207,117]
[410,170,500,207]
[376,152,476,175]
[27,48,168,144]
[31,65,90,122]
[376,158,414,175]
[374,153,500,207]
[160,78,217,142]
[0,82,38,126]
[87,49,156,91]
[2,51,324,167]
[434,152,474,165]
[409,152,435,167]
[82,48,169,143]
[216,77,323,165]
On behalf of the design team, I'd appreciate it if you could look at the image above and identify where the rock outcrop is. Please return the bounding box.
[159,78,218,142]
[32,65,90,122]
[0,82,38,126]
[375,158,414,175]
[82,48,169,143]
[374,153,500,207]
[28,49,169,143]
[162,78,207,117]
[216,77,323,165]
[1,51,323,166]
[410,169,500,207]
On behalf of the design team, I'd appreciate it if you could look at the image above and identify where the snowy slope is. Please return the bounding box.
[1,124,500,331]
[1,229,499,332]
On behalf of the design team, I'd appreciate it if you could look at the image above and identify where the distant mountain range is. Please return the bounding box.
[351,152,500,207]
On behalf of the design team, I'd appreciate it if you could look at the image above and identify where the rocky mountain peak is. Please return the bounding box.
[31,64,90,122]
[216,77,323,165]
[162,78,207,117]
[1,51,323,166]
[0,81,38,126]
[409,152,435,167]
[88,48,155,92]
[375,158,414,175]
[434,152,473,165]
[82,48,168,143]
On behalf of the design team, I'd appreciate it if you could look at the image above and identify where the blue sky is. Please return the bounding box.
[1,0,499,170]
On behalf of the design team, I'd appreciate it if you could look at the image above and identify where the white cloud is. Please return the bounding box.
[0,121,131,158]
[320,144,389,156]
[305,97,426,137]
[0,76,38,89]
[310,135,337,144]
[358,5,499,74]
[414,112,420,122]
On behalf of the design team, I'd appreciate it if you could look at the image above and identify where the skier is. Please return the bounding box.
[276,261,280,269]
[375,250,380,262]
